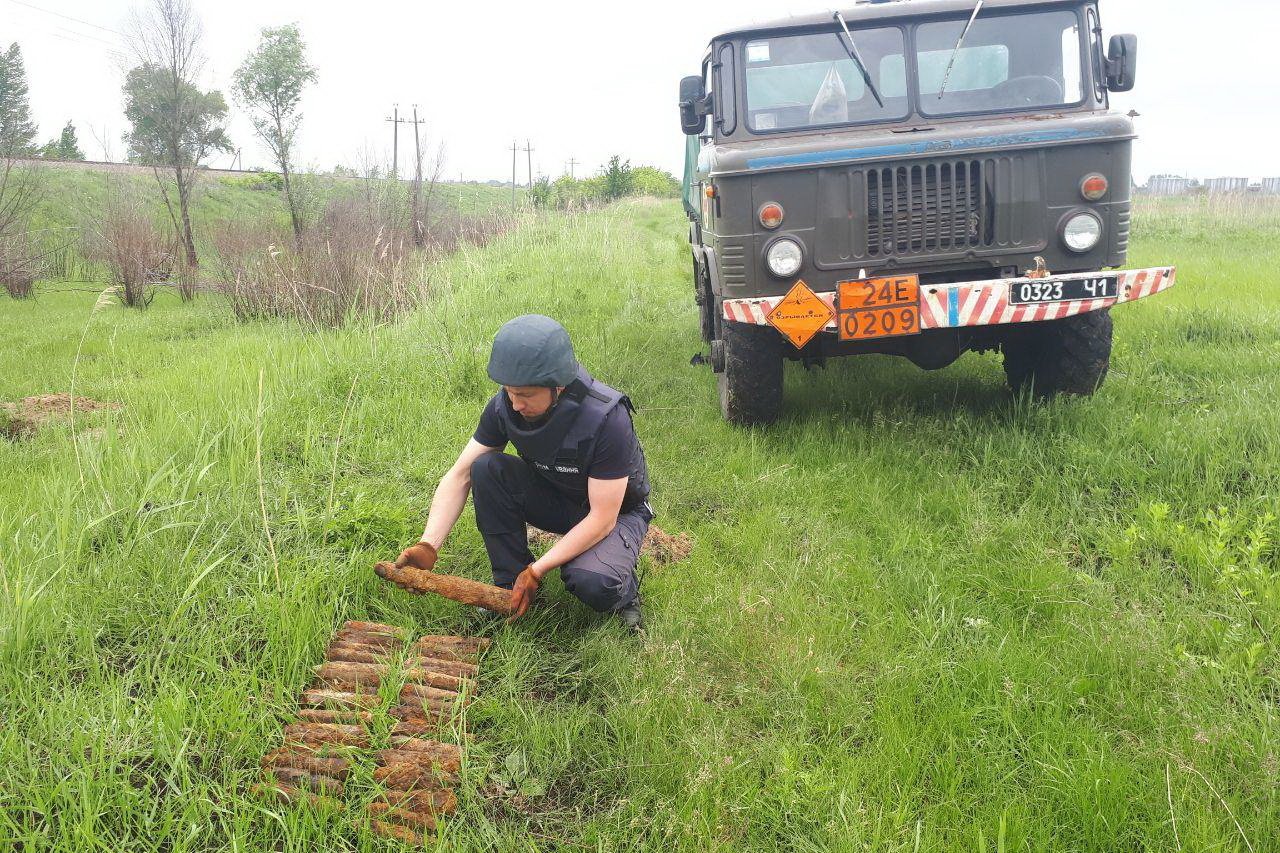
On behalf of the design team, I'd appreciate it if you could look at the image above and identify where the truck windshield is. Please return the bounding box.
[914,9,1084,116]
[743,26,908,132]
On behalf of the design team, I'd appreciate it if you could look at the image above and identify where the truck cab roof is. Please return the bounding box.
[710,0,1082,42]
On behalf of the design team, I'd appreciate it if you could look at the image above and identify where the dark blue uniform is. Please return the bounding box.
[471,367,651,612]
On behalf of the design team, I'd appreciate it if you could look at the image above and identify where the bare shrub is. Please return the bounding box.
[210,194,417,326]
[208,169,515,327]
[86,194,176,309]
[0,158,42,298]
[0,228,38,298]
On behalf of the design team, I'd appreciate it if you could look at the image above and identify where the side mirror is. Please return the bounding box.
[1105,34,1137,92]
[679,75,710,135]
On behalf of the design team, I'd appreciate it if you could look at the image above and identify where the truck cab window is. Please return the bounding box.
[917,10,1086,116]
[717,44,737,135]
[743,26,908,132]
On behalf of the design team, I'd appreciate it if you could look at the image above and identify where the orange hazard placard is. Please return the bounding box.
[766,280,834,349]
[837,274,921,341]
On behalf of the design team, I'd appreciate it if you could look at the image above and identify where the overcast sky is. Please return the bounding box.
[4,0,1276,183]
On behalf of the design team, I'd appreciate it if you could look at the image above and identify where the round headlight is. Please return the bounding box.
[1062,212,1102,253]
[765,238,803,277]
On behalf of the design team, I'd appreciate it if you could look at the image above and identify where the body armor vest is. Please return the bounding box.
[493,366,650,510]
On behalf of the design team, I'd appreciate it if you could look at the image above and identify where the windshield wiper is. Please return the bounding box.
[937,0,984,99]
[833,11,884,108]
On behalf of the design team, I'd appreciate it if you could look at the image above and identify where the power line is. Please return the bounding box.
[4,0,126,37]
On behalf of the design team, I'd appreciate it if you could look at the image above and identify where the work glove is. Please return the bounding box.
[507,566,541,623]
[394,541,438,572]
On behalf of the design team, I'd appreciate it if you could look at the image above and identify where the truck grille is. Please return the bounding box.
[813,154,1037,267]
[865,161,990,256]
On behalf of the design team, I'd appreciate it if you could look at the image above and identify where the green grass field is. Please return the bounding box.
[1,195,1277,851]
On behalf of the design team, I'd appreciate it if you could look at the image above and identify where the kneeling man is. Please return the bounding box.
[395,315,651,628]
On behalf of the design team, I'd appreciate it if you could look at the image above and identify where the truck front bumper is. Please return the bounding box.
[721,266,1176,336]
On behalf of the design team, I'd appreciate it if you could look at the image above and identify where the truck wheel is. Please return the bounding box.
[695,263,717,343]
[1001,308,1113,397]
[718,321,784,425]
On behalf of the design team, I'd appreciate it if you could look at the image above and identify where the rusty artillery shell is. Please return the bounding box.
[390,719,441,739]
[297,708,373,724]
[342,620,408,637]
[399,682,467,705]
[299,688,380,709]
[335,627,403,648]
[374,562,514,614]
[387,737,464,761]
[283,722,369,748]
[390,701,453,722]
[261,748,351,779]
[370,819,423,844]
[417,635,490,653]
[373,761,458,789]
[267,766,345,796]
[380,787,459,815]
[368,801,439,831]
[376,747,461,775]
[407,656,479,677]
[314,661,389,688]
[403,666,472,692]
[251,782,343,811]
[329,636,399,653]
[326,640,396,660]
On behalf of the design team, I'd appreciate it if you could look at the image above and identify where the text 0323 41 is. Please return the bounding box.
[1009,275,1118,305]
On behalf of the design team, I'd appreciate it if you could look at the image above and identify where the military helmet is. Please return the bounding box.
[486,315,577,387]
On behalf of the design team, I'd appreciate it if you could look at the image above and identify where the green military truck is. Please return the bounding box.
[680,0,1175,424]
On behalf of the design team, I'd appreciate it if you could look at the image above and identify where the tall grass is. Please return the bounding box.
[209,191,519,327]
[0,198,1276,850]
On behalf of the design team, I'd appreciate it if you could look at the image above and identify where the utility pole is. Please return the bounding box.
[524,139,534,189]
[411,105,425,247]
[566,156,578,180]
[511,140,518,210]
[386,104,400,178]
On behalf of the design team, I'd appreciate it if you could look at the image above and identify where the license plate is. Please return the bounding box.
[837,274,921,341]
[1009,275,1118,305]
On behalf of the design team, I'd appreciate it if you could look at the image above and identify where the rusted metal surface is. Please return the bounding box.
[374,561,515,614]
[314,661,390,689]
[283,722,371,749]
[404,665,473,692]
[261,748,351,779]
[296,708,373,724]
[299,688,381,709]
[251,781,343,810]
[253,620,489,841]
[409,655,480,676]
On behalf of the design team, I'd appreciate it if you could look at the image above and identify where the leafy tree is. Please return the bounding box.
[529,175,552,208]
[124,0,231,274]
[40,121,85,160]
[233,24,317,243]
[631,165,680,197]
[0,43,38,157]
[601,155,633,200]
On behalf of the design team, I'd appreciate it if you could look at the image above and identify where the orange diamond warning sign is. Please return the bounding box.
[766,280,834,349]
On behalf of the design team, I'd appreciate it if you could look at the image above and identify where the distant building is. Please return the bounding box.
[1204,177,1248,194]
[1262,177,1280,195]
[1145,174,1191,195]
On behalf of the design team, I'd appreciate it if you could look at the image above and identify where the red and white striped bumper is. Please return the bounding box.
[721,266,1176,331]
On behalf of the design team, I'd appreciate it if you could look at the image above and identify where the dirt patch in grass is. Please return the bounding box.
[527,523,693,567]
[1,393,122,440]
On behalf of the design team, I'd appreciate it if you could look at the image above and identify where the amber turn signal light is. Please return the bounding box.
[704,185,716,199]
[758,202,784,229]
[1081,174,1108,201]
